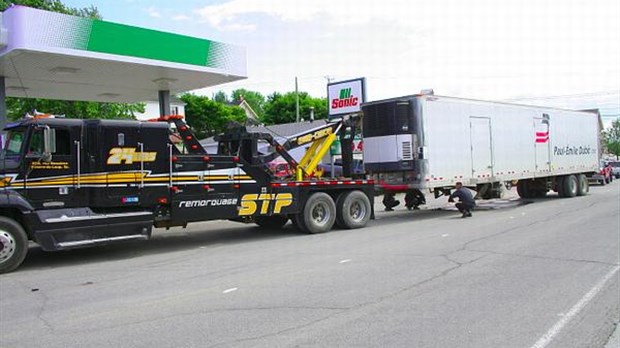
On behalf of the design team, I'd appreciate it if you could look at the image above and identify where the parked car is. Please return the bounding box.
[590,160,613,185]
[318,158,364,177]
[267,161,292,178]
[607,161,620,179]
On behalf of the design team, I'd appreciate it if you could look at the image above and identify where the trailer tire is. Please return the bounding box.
[299,192,336,234]
[517,181,533,199]
[577,174,589,196]
[254,215,289,229]
[335,191,371,229]
[0,217,29,274]
[533,189,548,198]
[562,175,578,198]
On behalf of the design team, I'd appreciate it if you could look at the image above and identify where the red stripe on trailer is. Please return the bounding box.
[272,180,373,188]
[381,184,409,191]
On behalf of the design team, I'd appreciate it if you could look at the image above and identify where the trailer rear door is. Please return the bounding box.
[469,117,493,179]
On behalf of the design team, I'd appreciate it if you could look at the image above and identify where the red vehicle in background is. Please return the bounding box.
[608,161,620,179]
[590,160,613,185]
[267,161,293,178]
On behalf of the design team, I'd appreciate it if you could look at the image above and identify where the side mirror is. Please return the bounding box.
[42,126,56,162]
[43,126,56,153]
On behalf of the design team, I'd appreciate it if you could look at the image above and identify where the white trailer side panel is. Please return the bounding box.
[419,96,599,188]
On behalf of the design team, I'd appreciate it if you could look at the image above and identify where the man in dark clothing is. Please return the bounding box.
[448,182,475,218]
[382,191,400,211]
[405,188,426,210]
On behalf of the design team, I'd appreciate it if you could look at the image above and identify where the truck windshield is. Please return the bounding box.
[1,129,26,158]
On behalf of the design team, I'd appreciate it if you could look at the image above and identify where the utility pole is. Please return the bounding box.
[295,76,300,122]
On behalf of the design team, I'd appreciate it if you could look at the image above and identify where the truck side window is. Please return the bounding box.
[54,130,71,155]
[28,130,44,155]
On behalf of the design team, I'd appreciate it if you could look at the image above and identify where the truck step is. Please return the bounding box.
[30,208,154,251]
[57,234,149,248]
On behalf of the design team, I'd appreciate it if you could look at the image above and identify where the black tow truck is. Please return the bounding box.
[0,114,374,273]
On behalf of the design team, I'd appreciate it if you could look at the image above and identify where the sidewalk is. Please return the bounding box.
[605,324,619,348]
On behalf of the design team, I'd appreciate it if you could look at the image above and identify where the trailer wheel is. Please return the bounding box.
[562,175,578,198]
[335,191,371,229]
[533,189,548,198]
[0,217,29,274]
[577,174,589,196]
[299,192,336,234]
[517,181,532,198]
[254,215,289,229]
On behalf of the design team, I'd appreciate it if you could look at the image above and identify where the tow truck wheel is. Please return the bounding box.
[300,192,336,234]
[336,191,371,229]
[254,215,289,229]
[0,217,28,274]
[293,212,308,233]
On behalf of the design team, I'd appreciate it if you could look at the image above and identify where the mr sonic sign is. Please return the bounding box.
[328,78,366,117]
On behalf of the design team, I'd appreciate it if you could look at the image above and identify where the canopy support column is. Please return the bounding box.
[158,90,171,117]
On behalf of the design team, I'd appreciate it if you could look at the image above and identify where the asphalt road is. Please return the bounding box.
[1,182,619,348]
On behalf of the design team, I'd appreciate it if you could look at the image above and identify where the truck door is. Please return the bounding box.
[534,115,551,173]
[23,125,84,208]
[103,126,141,203]
[469,117,493,179]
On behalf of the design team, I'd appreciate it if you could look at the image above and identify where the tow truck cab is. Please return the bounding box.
[0,117,176,261]
[1,117,172,209]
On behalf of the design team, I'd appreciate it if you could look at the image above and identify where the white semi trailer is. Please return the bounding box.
[361,94,600,199]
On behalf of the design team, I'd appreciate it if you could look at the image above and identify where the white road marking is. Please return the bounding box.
[339,259,351,264]
[442,234,449,237]
[530,265,620,348]
[222,287,238,294]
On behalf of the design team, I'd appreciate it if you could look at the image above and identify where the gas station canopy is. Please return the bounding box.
[0,5,247,103]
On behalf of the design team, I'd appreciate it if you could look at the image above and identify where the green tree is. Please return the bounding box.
[180,94,246,139]
[231,89,266,119]
[213,91,229,104]
[7,99,144,121]
[1,0,145,121]
[604,119,620,159]
[262,91,328,125]
[0,0,100,17]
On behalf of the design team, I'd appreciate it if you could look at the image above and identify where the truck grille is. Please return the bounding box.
[402,141,413,160]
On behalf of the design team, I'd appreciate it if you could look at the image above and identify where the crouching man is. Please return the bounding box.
[448,182,475,218]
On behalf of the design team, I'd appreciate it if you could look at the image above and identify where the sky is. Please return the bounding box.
[60,0,620,127]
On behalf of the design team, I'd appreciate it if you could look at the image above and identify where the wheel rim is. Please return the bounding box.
[0,230,17,262]
[349,200,367,222]
[312,202,331,226]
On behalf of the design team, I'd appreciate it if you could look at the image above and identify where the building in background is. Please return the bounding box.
[135,97,186,121]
